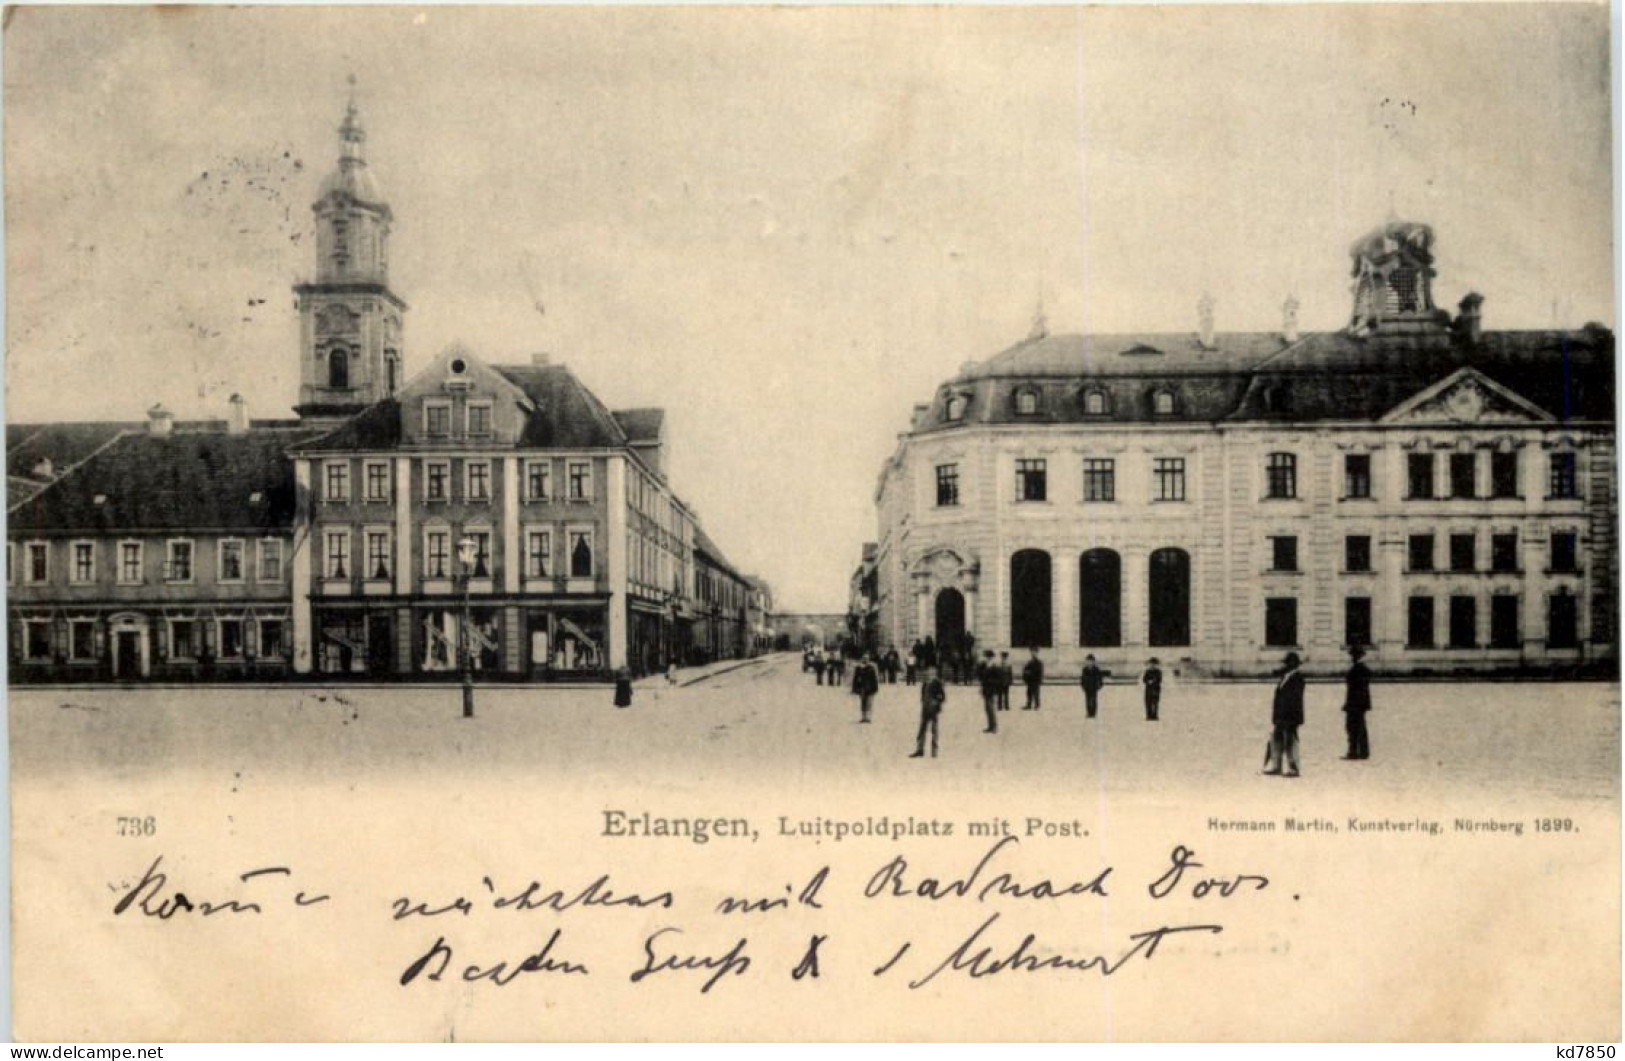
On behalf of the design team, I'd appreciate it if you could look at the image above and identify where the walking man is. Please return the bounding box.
[1080,654,1108,718]
[1022,647,1044,710]
[1265,651,1306,777]
[978,650,1000,733]
[852,652,880,724]
[1141,657,1163,721]
[1342,647,1372,760]
[910,665,946,758]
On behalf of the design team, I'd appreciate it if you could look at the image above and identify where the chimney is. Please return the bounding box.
[531,351,551,367]
[31,457,54,480]
[1281,295,1300,344]
[1197,293,1216,349]
[227,393,249,435]
[1456,292,1484,344]
[147,403,174,438]
[910,403,930,430]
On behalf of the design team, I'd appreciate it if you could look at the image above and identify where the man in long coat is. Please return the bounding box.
[852,653,881,724]
[1080,654,1109,718]
[1342,647,1372,760]
[1265,651,1306,777]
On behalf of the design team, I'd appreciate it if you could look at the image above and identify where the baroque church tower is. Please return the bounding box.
[294,86,407,420]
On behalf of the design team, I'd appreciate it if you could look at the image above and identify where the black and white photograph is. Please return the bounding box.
[2,2,1618,1044]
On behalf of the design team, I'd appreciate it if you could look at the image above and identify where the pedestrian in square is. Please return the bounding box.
[978,650,999,733]
[613,666,634,708]
[906,641,920,686]
[852,652,880,723]
[1141,657,1163,721]
[1080,654,1109,718]
[1022,647,1044,710]
[910,665,945,758]
[1265,651,1305,777]
[812,650,826,686]
[1342,647,1372,761]
[997,651,1013,711]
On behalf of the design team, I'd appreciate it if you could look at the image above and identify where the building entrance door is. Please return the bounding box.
[367,615,393,675]
[114,632,140,679]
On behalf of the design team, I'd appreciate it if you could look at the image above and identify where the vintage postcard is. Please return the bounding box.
[4,3,1618,1043]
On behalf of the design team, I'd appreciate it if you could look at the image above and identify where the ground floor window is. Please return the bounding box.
[219,618,246,659]
[69,620,97,661]
[260,619,286,660]
[1407,597,1435,649]
[169,619,197,660]
[24,620,52,661]
[1264,597,1297,647]
[1449,596,1477,649]
[1490,596,1519,649]
[1548,594,1579,649]
[319,613,367,674]
[527,608,606,672]
[1344,597,1371,648]
[419,608,501,672]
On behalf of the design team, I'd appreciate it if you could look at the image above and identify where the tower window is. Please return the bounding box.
[1083,389,1109,416]
[1152,389,1176,415]
[385,351,400,396]
[1014,387,1040,415]
[328,348,350,390]
[945,393,968,421]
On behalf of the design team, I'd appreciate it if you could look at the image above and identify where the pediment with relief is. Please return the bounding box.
[1379,368,1553,426]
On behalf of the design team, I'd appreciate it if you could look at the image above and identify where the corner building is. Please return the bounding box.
[874,222,1617,677]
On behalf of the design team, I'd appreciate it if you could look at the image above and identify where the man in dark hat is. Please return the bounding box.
[1022,647,1044,710]
[1141,657,1163,721]
[1342,646,1372,760]
[978,650,1000,733]
[910,665,946,758]
[1079,654,1109,718]
[1266,651,1306,777]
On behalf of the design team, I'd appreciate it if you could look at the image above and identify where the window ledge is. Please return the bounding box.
[1263,569,1303,577]
[1340,569,1376,577]
[1545,568,1583,577]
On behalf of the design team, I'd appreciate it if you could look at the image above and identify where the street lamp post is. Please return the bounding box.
[457,536,477,719]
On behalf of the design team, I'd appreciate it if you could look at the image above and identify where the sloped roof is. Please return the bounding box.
[493,364,630,449]
[9,430,310,533]
[291,399,403,451]
[915,326,1615,431]
[613,408,665,443]
[692,524,745,580]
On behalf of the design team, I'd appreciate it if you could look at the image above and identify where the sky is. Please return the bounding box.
[4,4,1614,612]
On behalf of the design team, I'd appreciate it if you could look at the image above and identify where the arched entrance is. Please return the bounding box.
[1009,549,1053,648]
[935,588,966,649]
[1149,547,1191,647]
[1079,548,1122,647]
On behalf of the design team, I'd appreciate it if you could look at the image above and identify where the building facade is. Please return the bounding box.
[874,222,1616,677]
[7,94,759,683]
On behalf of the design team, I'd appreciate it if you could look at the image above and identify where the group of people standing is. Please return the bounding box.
[1264,647,1372,777]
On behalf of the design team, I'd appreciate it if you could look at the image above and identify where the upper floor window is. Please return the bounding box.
[526,530,552,579]
[945,393,968,422]
[935,464,959,507]
[324,461,350,503]
[366,531,392,580]
[1549,452,1579,499]
[467,402,493,437]
[424,529,450,579]
[219,539,245,583]
[1449,533,1476,573]
[364,461,390,503]
[1449,453,1476,499]
[1406,452,1435,500]
[1550,531,1579,574]
[1265,453,1297,499]
[1408,533,1435,572]
[323,529,350,580]
[70,541,95,584]
[1344,454,1372,499]
[467,531,492,578]
[385,352,400,397]
[1269,535,1299,572]
[1491,532,1519,573]
[119,541,143,585]
[1345,535,1372,573]
[165,539,193,583]
[1082,458,1115,503]
[568,462,593,502]
[1151,389,1176,416]
[1082,389,1109,416]
[425,461,450,503]
[24,541,48,584]
[466,460,492,503]
[1016,458,1047,502]
[258,539,283,582]
[1153,457,1186,502]
[1014,387,1041,416]
[328,348,350,390]
[1491,451,1519,498]
[424,401,452,438]
[526,460,551,502]
[570,530,594,578]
